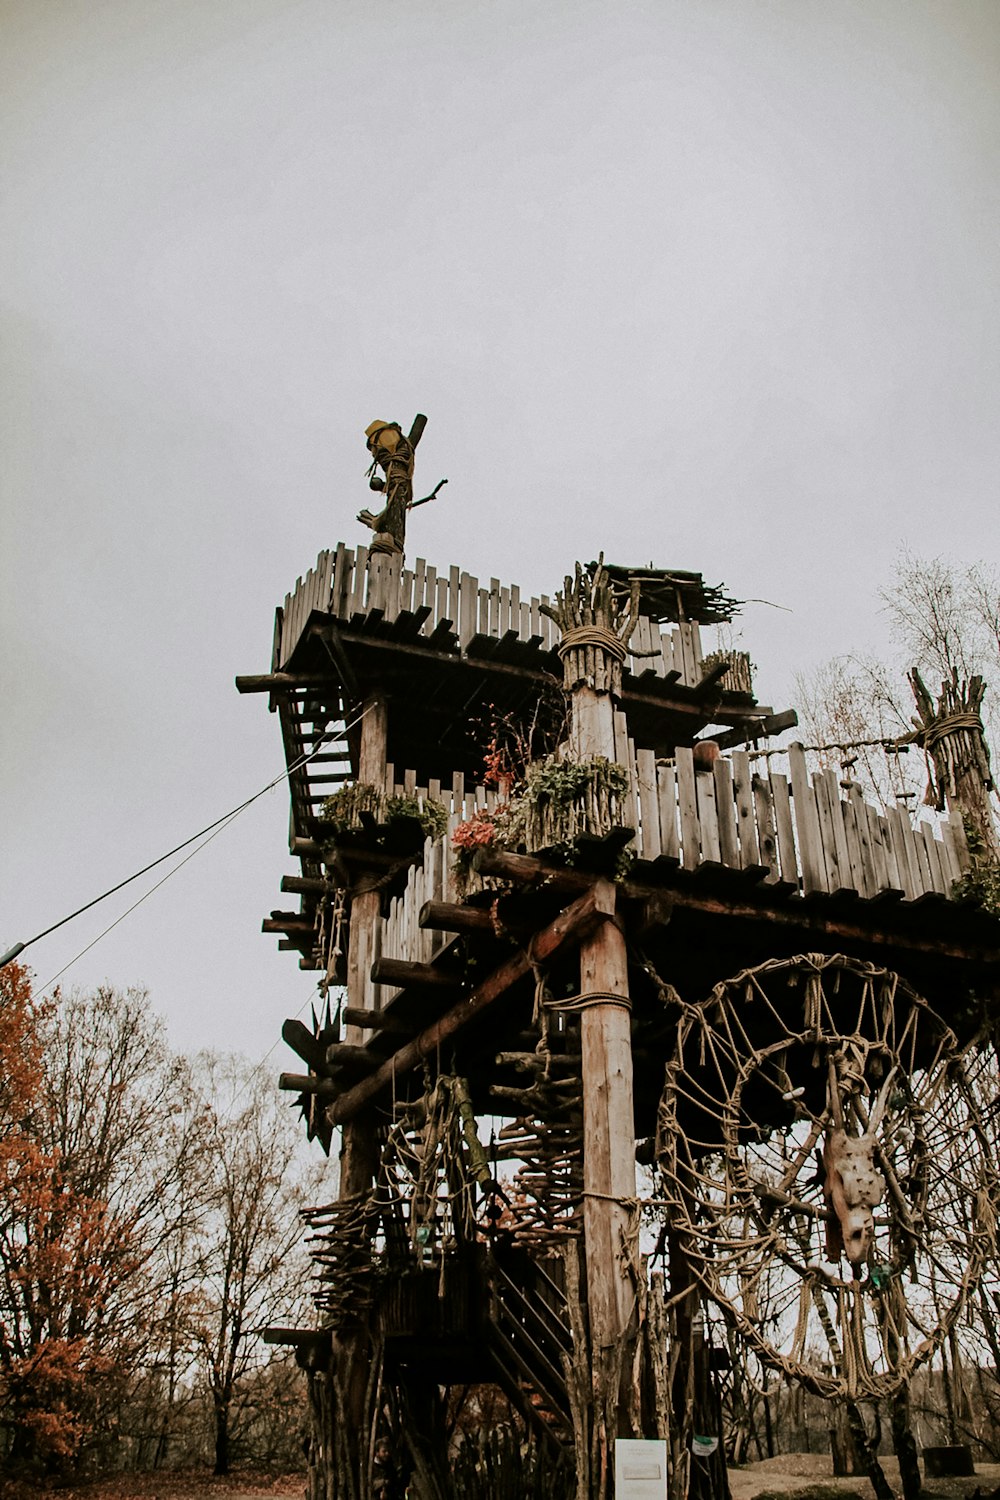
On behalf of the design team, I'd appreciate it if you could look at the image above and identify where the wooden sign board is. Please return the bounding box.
[614,1439,667,1499]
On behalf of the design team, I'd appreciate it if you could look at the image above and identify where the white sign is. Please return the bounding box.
[614,1439,667,1499]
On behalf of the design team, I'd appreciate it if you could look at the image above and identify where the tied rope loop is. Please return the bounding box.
[916,711,985,754]
[545,989,632,1014]
[557,625,628,664]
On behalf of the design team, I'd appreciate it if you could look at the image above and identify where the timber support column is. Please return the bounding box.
[327,688,388,1500]
[544,562,641,1492]
[340,688,388,1184]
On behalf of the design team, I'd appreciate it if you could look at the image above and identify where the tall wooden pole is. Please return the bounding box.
[545,564,641,1494]
[324,493,407,1499]
[572,687,637,1348]
[340,688,387,1179]
[330,685,389,1499]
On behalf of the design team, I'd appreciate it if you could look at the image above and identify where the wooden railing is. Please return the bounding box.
[360,745,969,1008]
[276,543,708,688]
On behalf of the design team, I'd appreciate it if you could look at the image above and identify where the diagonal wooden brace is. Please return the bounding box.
[327,884,610,1125]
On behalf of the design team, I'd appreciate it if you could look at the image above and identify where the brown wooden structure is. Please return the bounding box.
[241,455,1000,1499]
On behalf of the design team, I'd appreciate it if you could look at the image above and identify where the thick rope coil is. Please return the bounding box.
[909,710,985,753]
[545,989,633,1014]
[557,625,628,663]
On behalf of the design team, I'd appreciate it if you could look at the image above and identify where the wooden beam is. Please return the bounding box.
[336,847,422,871]
[332,624,773,726]
[566,668,638,1386]
[371,957,462,989]
[473,847,595,892]
[654,885,1000,963]
[419,899,495,933]
[263,916,314,935]
[291,838,323,858]
[324,1043,375,1069]
[712,709,799,751]
[281,874,332,895]
[262,1327,327,1347]
[278,1072,336,1096]
[235,672,334,693]
[329,885,609,1124]
[475,846,1000,965]
[342,1007,415,1034]
[282,1017,328,1071]
[691,661,731,696]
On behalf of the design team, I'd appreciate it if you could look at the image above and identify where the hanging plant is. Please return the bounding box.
[384,793,448,841]
[450,808,506,894]
[318,781,384,831]
[450,757,634,887]
[504,755,631,854]
[452,808,501,855]
[319,783,447,842]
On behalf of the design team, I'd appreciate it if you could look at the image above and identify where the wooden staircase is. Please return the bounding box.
[486,1249,575,1453]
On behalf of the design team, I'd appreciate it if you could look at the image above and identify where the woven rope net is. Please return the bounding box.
[655,952,998,1401]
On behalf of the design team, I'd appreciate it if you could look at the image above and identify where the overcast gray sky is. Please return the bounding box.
[3,0,999,1060]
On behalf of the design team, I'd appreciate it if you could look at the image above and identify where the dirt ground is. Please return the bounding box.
[4,1459,998,1500]
[728,1451,1000,1499]
[0,1472,306,1500]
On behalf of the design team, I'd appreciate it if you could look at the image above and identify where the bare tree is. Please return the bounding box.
[188,1055,323,1475]
[794,552,1000,850]
[793,652,922,812]
[881,552,1000,694]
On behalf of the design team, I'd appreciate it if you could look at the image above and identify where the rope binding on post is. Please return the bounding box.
[545,989,632,1014]
[557,625,629,663]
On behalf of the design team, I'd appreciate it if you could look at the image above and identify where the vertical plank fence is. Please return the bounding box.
[278,544,711,686]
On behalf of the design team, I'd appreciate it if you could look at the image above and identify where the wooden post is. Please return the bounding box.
[572,693,637,1348]
[548,563,640,1493]
[332,691,389,1500]
[344,693,388,1050]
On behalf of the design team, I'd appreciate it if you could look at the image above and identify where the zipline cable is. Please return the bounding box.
[1,703,371,972]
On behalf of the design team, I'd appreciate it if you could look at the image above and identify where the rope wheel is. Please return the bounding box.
[656,953,997,1402]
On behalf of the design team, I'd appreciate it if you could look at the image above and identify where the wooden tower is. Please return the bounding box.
[240,422,1000,1500]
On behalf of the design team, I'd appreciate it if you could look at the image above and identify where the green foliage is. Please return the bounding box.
[451,758,635,885]
[951,863,1000,916]
[318,782,384,830]
[501,756,631,863]
[319,783,447,841]
[384,793,447,840]
[521,754,629,808]
[952,818,1000,915]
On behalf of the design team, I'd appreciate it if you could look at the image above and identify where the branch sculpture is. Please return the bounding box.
[906,667,999,860]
